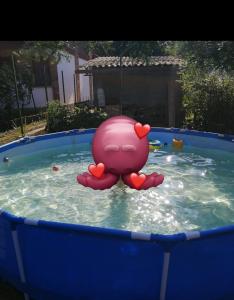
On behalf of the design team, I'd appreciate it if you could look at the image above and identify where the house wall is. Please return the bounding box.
[57,54,75,105]
[50,63,60,100]
[57,54,90,105]
[14,87,54,109]
[31,87,53,108]
[79,58,91,101]
[25,54,90,108]
[0,46,90,110]
[0,48,54,109]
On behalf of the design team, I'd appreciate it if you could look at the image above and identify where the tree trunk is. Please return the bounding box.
[11,54,24,136]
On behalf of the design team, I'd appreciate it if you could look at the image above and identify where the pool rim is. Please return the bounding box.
[1,126,234,245]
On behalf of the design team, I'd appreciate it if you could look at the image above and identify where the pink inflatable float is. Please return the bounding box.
[77,115,164,190]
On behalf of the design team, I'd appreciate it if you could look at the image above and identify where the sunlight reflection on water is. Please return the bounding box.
[0,144,234,234]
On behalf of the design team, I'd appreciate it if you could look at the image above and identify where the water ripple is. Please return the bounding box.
[0,144,234,234]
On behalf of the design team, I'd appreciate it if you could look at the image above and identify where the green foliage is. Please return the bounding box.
[15,41,70,64]
[0,41,70,131]
[46,101,108,132]
[0,60,33,109]
[179,66,234,133]
[46,101,69,132]
[167,41,234,72]
[165,41,234,133]
[3,40,234,135]
[85,41,166,59]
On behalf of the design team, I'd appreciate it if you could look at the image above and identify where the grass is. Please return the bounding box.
[0,120,46,145]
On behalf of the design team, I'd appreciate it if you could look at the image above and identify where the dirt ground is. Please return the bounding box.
[0,120,46,145]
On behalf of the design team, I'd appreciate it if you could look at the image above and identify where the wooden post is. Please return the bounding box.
[73,73,77,103]
[89,73,94,104]
[11,54,24,136]
[61,70,66,103]
[50,63,60,101]
[168,79,176,127]
[88,51,94,104]
[119,55,123,114]
[74,48,81,102]
[43,63,49,106]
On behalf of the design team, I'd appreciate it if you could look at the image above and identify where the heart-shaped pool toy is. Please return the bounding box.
[88,163,105,178]
[130,173,146,189]
[134,122,151,139]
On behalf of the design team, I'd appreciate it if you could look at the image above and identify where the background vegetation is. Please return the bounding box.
[46,101,108,132]
[168,41,234,133]
[1,41,234,134]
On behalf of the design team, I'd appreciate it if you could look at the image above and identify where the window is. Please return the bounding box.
[33,62,51,87]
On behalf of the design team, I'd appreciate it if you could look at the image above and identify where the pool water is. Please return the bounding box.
[1,143,234,234]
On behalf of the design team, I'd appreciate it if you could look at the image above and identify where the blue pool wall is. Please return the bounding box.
[0,127,234,300]
[1,128,234,161]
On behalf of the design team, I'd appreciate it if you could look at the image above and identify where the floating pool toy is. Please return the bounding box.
[3,157,9,163]
[172,138,184,150]
[52,166,60,171]
[77,116,164,190]
[149,140,163,151]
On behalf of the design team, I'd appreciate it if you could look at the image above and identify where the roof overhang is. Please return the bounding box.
[76,56,184,74]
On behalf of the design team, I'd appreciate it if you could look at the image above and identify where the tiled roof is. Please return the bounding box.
[79,56,183,71]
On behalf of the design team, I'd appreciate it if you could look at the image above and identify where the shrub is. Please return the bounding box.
[46,101,108,133]
[46,100,69,132]
[179,66,234,134]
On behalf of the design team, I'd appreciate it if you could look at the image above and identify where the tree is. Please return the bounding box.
[166,41,234,72]
[0,41,70,132]
[14,41,70,106]
[16,41,69,64]
[179,67,234,133]
[0,57,33,133]
[166,41,234,133]
[0,59,33,113]
[85,41,166,58]
[0,41,70,111]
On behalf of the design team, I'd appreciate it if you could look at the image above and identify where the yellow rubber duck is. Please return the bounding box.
[172,138,184,150]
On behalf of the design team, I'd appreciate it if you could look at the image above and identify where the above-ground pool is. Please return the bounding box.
[0,127,234,300]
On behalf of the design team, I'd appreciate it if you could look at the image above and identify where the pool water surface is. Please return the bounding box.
[1,143,234,234]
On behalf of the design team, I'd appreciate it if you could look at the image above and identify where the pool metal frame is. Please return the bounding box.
[1,127,234,300]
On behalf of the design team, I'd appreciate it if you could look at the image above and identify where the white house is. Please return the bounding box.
[0,42,91,109]
[27,49,91,108]
[56,53,91,105]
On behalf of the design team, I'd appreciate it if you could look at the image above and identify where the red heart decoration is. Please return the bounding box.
[130,173,146,189]
[88,163,105,178]
[134,122,151,139]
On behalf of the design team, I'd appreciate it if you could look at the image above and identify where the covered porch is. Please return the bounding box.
[78,56,183,127]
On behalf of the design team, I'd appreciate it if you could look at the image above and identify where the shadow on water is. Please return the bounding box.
[102,180,131,230]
